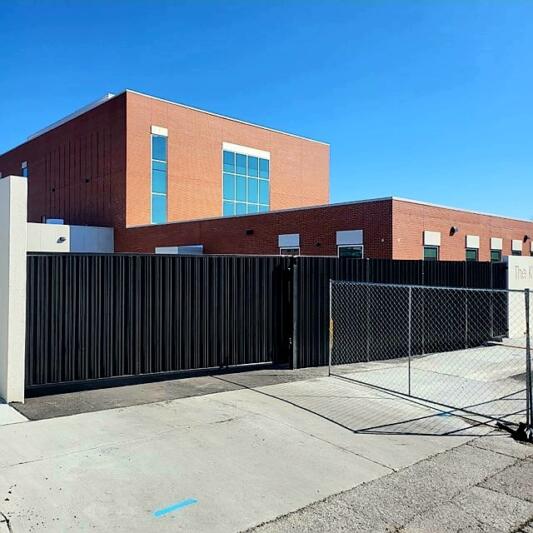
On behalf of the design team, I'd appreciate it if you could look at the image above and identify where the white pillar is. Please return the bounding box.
[507,256,533,339]
[0,176,27,403]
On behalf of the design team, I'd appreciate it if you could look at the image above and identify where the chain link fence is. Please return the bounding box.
[329,281,532,428]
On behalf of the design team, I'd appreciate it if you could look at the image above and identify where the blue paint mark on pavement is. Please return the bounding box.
[437,412,452,417]
[153,498,198,517]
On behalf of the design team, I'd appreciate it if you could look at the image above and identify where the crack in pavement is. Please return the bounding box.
[0,512,12,533]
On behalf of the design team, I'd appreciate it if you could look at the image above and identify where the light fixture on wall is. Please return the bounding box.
[245,229,254,235]
[57,237,66,243]
[524,235,530,242]
[450,226,459,236]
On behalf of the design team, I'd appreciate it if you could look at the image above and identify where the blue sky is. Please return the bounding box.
[1,0,532,219]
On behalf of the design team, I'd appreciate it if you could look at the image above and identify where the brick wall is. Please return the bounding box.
[116,199,394,257]
[116,197,533,260]
[125,91,330,227]
[0,94,127,227]
[392,199,533,261]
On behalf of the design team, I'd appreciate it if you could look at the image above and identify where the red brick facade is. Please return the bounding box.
[117,198,533,261]
[392,199,533,261]
[125,91,329,227]
[2,90,531,262]
[0,94,127,227]
[0,90,329,231]
[116,199,394,256]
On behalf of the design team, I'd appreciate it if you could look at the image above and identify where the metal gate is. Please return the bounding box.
[25,254,294,391]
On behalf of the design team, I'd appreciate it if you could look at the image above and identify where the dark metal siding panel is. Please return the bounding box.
[26,255,510,386]
[295,258,508,368]
[26,254,292,388]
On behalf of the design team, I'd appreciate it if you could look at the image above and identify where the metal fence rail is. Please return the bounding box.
[329,281,532,427]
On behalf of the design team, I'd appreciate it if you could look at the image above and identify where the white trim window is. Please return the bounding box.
[222,143,270,216]
[338,245,364,259]
[278,233,300,255]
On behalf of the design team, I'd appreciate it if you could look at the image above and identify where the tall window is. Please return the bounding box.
[222,150,270,215]
[21,161,28,178]
[424,246,439,261]
[151,135,167,224]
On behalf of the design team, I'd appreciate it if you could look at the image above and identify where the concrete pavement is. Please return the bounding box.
[0,402,27,426]
[251,433,533,532]
[0,375,484,532]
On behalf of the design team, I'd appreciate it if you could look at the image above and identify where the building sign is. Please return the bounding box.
[507,256,533,338]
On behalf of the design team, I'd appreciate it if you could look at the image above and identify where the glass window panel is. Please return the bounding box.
[223,201,235,216]
[247,204,258,214]
[235,202,246,215]
[152,169,167,194]
[152,135,167,161]
[236,175,246,201]
[512,250,522,256]
[236,153,247,175]
[152,160,167,172]
[259,158,269,178]
[339,246,363,259]
[466,249,478,262]
[247,178,258,203]
[259,180,269,205]
[280,248,299,256]
[424,246,439,261]
[248,156,258,177]
[223,150,235,172]
[223,173,235,200]
[151,194,167,224]
[491,250,502,263]
[258,204,269,213]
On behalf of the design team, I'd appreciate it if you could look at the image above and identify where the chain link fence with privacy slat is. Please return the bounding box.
[329,281,532,427]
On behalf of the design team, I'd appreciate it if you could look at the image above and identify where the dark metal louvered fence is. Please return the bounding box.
[25,253,508,391]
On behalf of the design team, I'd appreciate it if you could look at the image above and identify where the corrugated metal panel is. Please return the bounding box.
[295,258,508,368]
[25,254,292,388]
[26,254,509,388]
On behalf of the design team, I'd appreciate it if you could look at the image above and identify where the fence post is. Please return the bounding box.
[408,286,412,396]
[291,259,299,370]
[465,292,469,349]
[525,289,532,428]
[328,279,332,376]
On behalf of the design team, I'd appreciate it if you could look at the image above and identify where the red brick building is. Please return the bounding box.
[118,197,533,262]
[1,90,532,261]
[0,90,329,229]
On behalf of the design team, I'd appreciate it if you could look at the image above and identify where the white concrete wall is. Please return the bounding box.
[27,223,70,252]
[507,256,533,339]
[0,176,27,403]
[27,223,114,253]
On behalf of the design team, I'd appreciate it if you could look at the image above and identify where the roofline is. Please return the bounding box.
[0,93,122,157]
[392,197,533,225]
[1,89,328,156]
[27,93,117,141]
[124,89,329,145]
[126,197,393,229]
[126,195,533,230]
